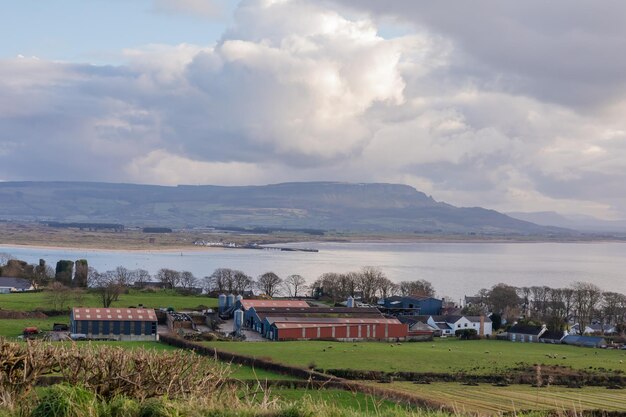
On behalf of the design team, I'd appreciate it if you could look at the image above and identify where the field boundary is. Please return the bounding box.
[159,334,456,412]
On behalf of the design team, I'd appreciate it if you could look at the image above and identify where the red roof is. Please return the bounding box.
[72,307,157,322]
[273,319,403,329]
[270,317,402,326]
[240,300,310,309]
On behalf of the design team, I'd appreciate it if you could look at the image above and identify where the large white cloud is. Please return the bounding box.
[1,0,626,219]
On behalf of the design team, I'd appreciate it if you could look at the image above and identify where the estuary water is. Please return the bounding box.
[2,242,625,301]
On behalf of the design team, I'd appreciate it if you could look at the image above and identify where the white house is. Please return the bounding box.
[424,315,493,336]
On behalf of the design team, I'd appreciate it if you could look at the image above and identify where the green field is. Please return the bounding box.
[0,289,217,311]
[269,388,408,414]
[203,339,626,374]
[0,316,65,337]
[381,382,626,415]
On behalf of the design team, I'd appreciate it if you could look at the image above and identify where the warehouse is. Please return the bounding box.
[70,307,158,341]
[236,299,311,329]
[247,306,383,333]
[266,317,408,341]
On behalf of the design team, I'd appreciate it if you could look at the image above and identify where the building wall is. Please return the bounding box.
[71,319,157,341]
[274,323,408,341]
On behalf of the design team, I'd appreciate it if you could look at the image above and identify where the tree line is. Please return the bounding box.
[465,282,626,334]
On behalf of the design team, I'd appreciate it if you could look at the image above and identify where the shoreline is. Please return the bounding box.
[0,243,225,254]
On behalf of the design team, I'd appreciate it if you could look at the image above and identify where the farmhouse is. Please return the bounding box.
[0,277,34,293]
[266,317,408,341]
[70,307,158,341]
[409,315,493,336]
[506,324,546,342]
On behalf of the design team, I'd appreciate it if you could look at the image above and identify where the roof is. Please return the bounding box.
[267,317,402,325]
[562,335,607,346]
[0,277,32,290]
[253,307,383,320]
[240,300,310,309]
[72,307,157,322]
[508,324,543,335]
[408,321,436,332]
[539,331,565,340]
[465,316,492,323]
[383,295,439,303]
[435,323,452,330]
[430,315,464,324]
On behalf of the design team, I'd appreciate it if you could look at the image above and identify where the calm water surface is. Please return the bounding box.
[2,242,624,301]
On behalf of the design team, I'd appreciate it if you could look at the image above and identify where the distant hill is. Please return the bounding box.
[508,211,626,233]
[0,181,570,235]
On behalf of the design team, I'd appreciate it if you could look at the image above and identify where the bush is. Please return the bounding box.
[31,384,99,417]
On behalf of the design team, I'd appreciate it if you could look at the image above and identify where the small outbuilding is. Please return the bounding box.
[562,335,607,348]
[70,307,158,341]
[506,324,546,343]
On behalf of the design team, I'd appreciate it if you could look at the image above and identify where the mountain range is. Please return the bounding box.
[0,181,572,235]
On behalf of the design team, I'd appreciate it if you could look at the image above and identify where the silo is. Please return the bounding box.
[218,294,226,313]
[236,294,243,303]
[347,296,355,308]
[233,309,244,335]
[226,294,235,309]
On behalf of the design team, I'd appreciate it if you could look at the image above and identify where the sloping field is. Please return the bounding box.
[0,290,217,311]
[383,382,626,415]
[202,339,626,374]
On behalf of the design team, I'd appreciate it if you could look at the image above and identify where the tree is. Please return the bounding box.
[133,269,151,286]
[44,281,72,311]
[572,282,602,335]
[283,274,308,297]
[55,260,74,286]
[208,268,236,293]
[31,259,54,288]
[90,268,127,308]
[311,272,342,302]
[357,266,385,304]
[399,280,435,297]
[377,277,398,300]
[601,291,626,328]
[233,270,253,295]
[179,271,198,291]
[487,283,521,321]
[256,272,282,297]
[0,252,14,267]
[73,259,89,287]
[156,268,180,290]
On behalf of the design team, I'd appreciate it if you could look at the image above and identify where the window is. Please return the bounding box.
[113,321,121,334]
[464,323,468,327]
[80,321,88,334]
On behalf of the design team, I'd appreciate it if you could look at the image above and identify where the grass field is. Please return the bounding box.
[381,382,626,415]
[269,388,408,414]
[203,339,626,374]
[0,316,65,337]
[0,289,217,311]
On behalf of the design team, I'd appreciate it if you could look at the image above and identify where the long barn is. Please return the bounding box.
[70,307,158,341]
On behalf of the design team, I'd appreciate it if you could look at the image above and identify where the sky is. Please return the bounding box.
[1,0,625,220]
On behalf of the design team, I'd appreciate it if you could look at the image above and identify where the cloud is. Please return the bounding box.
[1,0,626,220]
[152,0,224,18]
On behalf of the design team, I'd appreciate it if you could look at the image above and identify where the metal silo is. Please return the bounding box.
[226,294,235,309]
[347,296,355,308]
[233,309,244,335]
[218,294,226,313]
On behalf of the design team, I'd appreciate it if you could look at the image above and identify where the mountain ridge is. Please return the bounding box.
[0,181,570,235]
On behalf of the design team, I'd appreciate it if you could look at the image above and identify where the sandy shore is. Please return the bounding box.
[0,243,225,253]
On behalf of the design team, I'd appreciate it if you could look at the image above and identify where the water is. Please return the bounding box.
[2,242,625,301]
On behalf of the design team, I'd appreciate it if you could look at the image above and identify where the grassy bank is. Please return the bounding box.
[202,338,626,374]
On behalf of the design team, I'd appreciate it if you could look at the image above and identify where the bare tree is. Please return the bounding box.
[133,269,151,287]
[208,268,236,293]
[233,270,253,294]
[357,266,385,304]
[179,271,198,291]
[0,252,14,267]
[572,282,602,335]
[156,268,181,290]
[90,269,128,308]
[601,292,626,328]
[399,280,435,297]
[256,272,283,297]
[44,282,74,311]
[377,277,398,300]
[283,274,308,297]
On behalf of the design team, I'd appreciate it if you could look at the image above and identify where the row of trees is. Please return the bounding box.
[311,267,435,304]
[466,282,626,334]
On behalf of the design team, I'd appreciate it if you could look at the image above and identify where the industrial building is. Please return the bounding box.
[378,296,443,316]
[70,307,158,341]
[266,317,407,341]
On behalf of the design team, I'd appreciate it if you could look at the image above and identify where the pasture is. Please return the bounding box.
[382,382,626,415]
[203,338,626,374]
[0,289,217,311]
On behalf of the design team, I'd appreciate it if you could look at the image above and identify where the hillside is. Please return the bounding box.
[0,181,568,235]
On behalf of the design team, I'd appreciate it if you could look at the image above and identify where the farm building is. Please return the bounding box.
[0,277,34,293]
[562,335,607,348]
[539,330,566,344]
[506,324,546,342]
[266,317,408,341]
[378,296,443,316]
[70,307,158,341]
[235,299,311,326]
[246,306,383,334]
